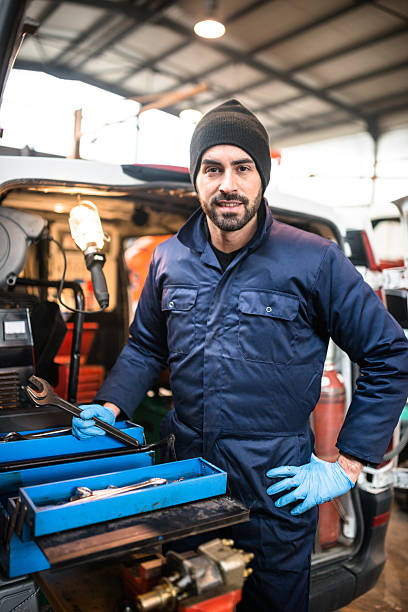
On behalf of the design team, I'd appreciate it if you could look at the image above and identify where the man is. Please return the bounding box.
[73,100,408,611]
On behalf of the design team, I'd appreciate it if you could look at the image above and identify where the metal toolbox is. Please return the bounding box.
[0,452,154,497]
[0,422,152,577]
[0,421,144,464]
[19,458,227,537]
[0,435,230,579]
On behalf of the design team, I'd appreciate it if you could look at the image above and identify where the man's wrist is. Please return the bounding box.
[337,452,364,484]
[103,402,121,418]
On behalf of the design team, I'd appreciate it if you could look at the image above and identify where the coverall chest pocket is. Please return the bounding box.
[162,286,198,355]
[238,289,299,364]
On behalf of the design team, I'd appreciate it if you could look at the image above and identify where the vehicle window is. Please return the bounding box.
[372,219,404,267]
[346,230,370,268]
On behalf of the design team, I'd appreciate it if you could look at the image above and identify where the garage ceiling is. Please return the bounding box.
[15,0,408,146]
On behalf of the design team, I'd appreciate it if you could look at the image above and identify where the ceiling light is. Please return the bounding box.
[179,108,203,123]
[194,18,225,39]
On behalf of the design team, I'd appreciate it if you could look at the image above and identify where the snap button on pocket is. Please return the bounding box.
[169,301,175,308]
[266,306,272,313]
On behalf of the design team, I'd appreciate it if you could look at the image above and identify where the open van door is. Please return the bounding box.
[0,0,32,112]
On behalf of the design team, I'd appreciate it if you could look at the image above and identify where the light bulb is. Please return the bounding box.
[69,200,104,252]
[194,19,225,39]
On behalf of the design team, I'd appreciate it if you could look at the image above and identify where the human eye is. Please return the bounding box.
[205,166,221,174]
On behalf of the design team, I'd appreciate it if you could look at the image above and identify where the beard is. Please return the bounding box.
[201,187,262,232]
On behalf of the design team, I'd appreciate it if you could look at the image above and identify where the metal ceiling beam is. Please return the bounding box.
[51,13,114,66]
[267,109,351,132]
[261,94,304,111]
[322,59,408,92]
[22,0,407,140]
[371,0,408,24]
[250,59,408,116]
[115,0,275,86]
[65,19,135,70]
[238,0,371,57]
[16,57,402,141]
[222,25,405,118]
[145,2,407,120]
[53,0,177,71]
[185,22,408,113]
[116,39,187,86]
[44,1,172,21]
[363,87,408,111]
[264,87,408,136]
[289,24,408,74]
[118,0,369,90]
[253,88,408,143]
[374,101,408,117]
[201,59,408,117]
[219,0,274,22]
[156,15,372,124]
[35,2,60,24]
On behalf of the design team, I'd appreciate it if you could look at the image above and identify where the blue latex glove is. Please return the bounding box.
[72,404,116,440]
[266,454,354,515]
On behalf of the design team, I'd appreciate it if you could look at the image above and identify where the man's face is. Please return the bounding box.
[195,145,262,232]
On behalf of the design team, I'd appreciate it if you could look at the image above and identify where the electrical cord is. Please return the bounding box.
[48,236,107,314]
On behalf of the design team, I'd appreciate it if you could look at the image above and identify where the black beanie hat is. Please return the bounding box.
[190,99,271,192]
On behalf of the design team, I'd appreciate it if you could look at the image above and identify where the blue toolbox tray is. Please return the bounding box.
[20,458,227,537]
[0,421,144,463]
[0,452,154,497]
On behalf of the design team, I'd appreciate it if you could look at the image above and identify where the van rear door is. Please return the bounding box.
[0,0,30,111]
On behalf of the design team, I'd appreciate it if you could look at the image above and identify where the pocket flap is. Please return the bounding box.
[162,286,198,311]
[239,290,299,321]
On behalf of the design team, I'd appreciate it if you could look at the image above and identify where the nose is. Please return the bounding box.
[219,169,236,194]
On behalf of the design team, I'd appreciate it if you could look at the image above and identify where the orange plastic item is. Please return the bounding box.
[124,235,172,310]
[179,589,242,612]
[54,363,105,403]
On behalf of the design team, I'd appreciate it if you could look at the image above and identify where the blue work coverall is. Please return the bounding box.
[96,200,408,611]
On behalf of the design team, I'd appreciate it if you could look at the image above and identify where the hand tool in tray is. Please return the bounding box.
[24,375,141,449]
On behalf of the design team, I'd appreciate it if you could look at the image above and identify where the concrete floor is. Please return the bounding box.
[339,501,407,611]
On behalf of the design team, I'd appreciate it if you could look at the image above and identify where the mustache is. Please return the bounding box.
[210,193,249,206]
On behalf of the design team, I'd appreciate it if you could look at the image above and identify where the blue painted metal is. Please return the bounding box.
[0,422,144,462]
[8,534,50,578]
[0,424,227,579]
[20,458,227,537]
[0,451,154,496]
[0,510,50,577]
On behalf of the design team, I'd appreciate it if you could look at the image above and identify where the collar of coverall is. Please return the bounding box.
[177,197,273,254]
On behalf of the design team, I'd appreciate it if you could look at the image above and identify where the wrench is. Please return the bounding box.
[69,477,168,502]
[38,477,169,508]
[0,427,72,442]
[24,375,140,449]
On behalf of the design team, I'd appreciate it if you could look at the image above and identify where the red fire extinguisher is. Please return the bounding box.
[313,358,346,549]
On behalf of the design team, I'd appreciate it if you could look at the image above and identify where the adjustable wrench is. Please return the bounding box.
[24,375,140,449]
